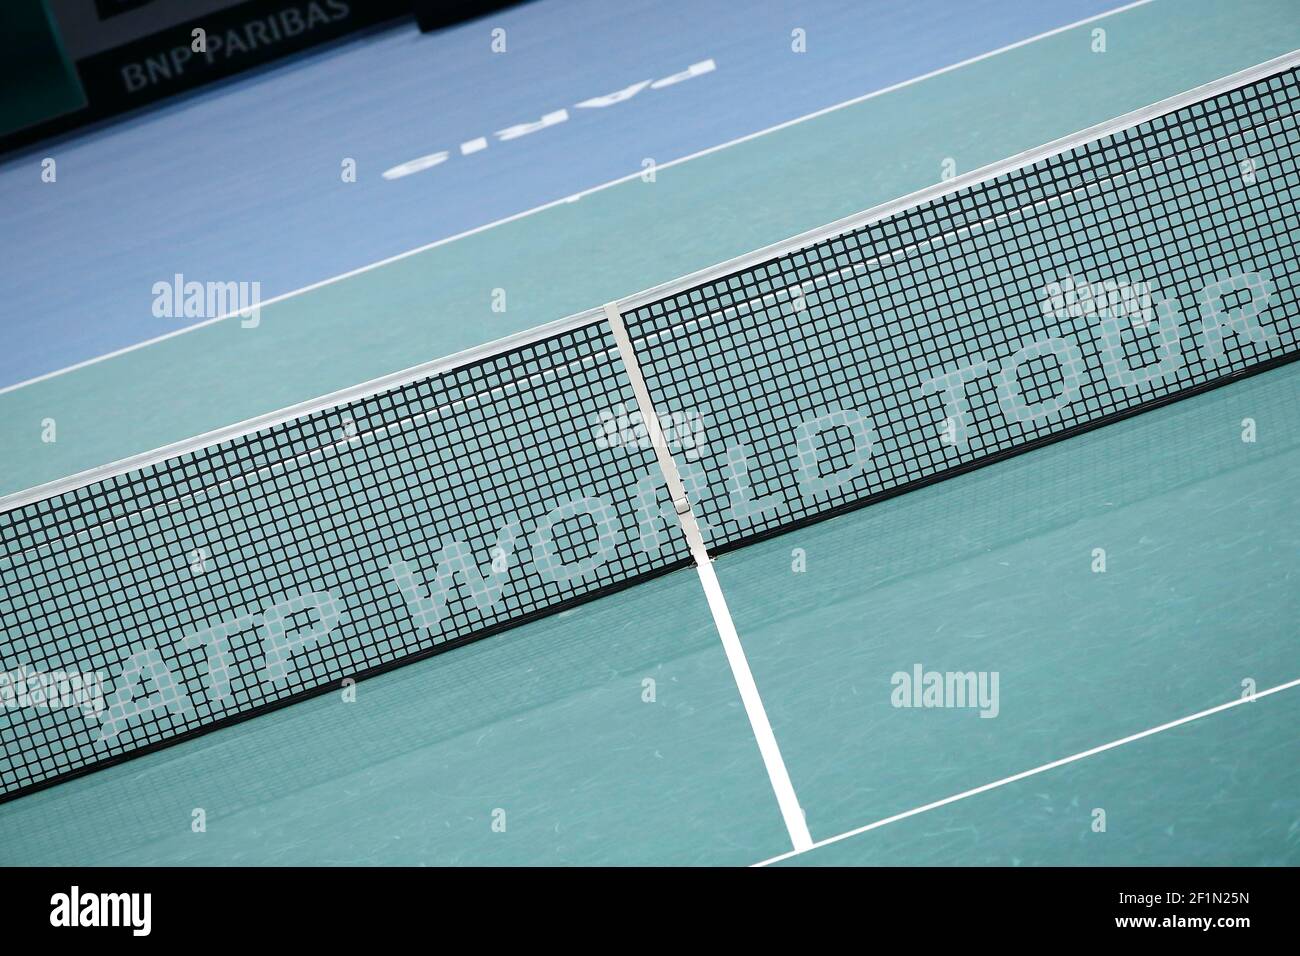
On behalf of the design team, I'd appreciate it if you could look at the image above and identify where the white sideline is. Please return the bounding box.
[605,301,813,853]
[752,676,1300,866]
[0,0,1155,398]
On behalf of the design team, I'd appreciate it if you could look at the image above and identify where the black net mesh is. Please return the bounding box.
[0,322,689,797]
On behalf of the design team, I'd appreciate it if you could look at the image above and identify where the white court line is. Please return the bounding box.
[0,0,1155,399]
[606,300,813,852]
[752,676,1300,866]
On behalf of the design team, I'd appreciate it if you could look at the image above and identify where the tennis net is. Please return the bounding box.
[2,54,1298,801]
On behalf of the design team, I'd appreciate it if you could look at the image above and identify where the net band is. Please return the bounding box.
[3,55,1298,801]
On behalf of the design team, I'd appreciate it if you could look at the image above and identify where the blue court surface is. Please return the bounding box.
[0,0,1297,866]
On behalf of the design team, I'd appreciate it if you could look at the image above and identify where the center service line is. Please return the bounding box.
[603,301,814,853]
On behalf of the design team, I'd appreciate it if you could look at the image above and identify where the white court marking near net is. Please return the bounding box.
[752,676,1300,866]
[606,299,813,852]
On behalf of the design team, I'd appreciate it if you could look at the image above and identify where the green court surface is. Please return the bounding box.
[734,363,1300,863]
[773,689,1300,866]
[1,0,1298,866]
[0,571,789,865]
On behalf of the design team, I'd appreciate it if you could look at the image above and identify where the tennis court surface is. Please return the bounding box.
[1,1,1298,867]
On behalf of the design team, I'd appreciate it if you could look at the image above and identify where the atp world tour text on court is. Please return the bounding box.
[15,264,1275,754]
